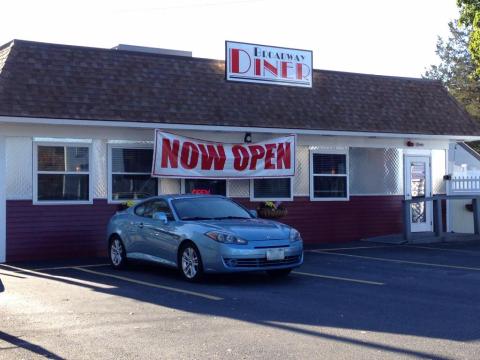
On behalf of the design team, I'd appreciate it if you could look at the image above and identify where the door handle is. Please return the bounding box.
[137,222,144,229]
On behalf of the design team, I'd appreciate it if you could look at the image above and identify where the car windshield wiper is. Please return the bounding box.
[212,216,250,220]
[181,216,214,221]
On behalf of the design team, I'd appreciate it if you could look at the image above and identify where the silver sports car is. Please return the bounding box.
[107,195,304,281]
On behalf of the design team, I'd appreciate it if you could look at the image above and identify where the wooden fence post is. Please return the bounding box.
[473,198,480,236]
[433,198,443,238]
[403,200,412,242]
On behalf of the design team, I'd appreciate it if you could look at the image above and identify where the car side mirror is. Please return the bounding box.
[152,211,168,224]
[249,209,258,218]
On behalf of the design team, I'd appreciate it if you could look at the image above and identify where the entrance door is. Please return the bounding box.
[405,156,432,232]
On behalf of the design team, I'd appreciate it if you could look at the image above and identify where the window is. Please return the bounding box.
[34,143,92,204]
[135,199,174,221]
[172,197,251,220]
[250,178,293,201]
[183,179,227,196]
[310,150,349,200]
[109,147,158,202]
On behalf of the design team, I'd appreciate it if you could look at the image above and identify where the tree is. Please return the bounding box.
[424,20,480,119]
[457,0,480,75]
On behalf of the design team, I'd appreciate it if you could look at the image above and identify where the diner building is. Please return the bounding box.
[1,39,480,262]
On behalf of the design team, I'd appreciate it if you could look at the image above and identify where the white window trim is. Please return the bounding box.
[249,178,294,202]
[309,149,350,201]
[33,141,93,205]
[107,143,159,204]
[181,178,230,197]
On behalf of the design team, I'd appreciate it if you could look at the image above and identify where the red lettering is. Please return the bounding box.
[248,145,265,170]
[230,48,251,74]
[192,189,210,195]
[281,62,293,79]
[232,145,249,171]
[161,139,180,168]
[198,144,226,171]
[264,143,276,169]
[296,63,302,80]
[180,142,199,169]
[255,58,261,76]
[263,60,278,77]
[277,142,291,169]
[297,63,311,80]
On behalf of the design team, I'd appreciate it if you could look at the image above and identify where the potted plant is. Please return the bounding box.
[257,201,288,219]
[118,200,136,211]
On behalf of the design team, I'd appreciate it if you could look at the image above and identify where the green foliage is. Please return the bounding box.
[424,20,480,119]
[458,0,480,75]
[122,200,136,208]
[457,0,480,24]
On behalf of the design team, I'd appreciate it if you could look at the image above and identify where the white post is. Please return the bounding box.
[0,136,5,263]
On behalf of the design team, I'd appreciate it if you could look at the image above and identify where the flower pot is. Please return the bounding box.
[257,207,288,219]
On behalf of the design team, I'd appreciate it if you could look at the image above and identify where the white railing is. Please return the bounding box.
[449,176,480,194]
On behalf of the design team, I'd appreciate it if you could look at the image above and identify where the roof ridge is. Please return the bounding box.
[1,39,439,82]
[3,39,208,62]
[312,68,437,82]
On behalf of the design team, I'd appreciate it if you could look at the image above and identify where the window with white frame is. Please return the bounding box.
[109,147,158,201]
[310,150,349,200]
[251,178,292,201]
[35,144,91,203]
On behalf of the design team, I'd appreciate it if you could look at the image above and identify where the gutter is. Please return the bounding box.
[1,115,480,141]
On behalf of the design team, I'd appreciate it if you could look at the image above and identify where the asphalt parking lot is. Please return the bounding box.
[2,241,480,360]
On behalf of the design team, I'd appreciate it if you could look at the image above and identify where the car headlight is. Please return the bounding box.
[289,228,302,242]
[205,231,248,245]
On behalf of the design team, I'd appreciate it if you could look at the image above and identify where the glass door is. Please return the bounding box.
[405,156,432,232]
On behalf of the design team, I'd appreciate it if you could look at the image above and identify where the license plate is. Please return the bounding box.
[266,248,285,261]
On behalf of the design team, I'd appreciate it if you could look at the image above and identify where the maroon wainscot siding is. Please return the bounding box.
[6,200,119,262]
[236,196,404,245]
[6,196,403,262]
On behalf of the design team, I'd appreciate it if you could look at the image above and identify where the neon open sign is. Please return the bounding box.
[225,41,313,88]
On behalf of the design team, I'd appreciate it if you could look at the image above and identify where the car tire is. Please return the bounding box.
[266,268,292,278]
[109,236,127,269]
[178,242,204,282]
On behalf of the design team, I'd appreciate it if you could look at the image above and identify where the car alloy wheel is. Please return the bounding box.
[181,246,202,281]
[110,238,125,268]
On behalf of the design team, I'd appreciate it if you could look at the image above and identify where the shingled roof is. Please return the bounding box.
[0,39,479,136]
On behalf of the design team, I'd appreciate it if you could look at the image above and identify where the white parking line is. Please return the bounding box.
[75,267,223,301]
[306,245,397,252]
[292,271,384,286]
[0,264,116,289]
[311,250,480,271]
[33,263,110,271]
[405,245,480,255]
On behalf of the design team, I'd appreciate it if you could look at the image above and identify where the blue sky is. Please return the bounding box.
[0,0,459,77]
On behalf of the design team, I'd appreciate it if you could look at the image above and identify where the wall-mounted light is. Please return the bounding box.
[244,132,252,143]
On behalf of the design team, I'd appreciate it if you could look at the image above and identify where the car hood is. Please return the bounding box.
[198,218,291,241]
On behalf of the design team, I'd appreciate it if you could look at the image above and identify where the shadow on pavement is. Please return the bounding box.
[0,331,64,360]
[3,242,480,360]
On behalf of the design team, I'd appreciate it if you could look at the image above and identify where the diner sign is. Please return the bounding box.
[152,130,295,178]
[225,41,313,87]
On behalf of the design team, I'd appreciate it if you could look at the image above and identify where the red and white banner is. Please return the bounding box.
[152,130,295,178]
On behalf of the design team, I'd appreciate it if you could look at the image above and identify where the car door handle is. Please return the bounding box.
[137,222,144,229]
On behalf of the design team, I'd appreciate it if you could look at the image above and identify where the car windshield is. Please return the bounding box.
[172,197,252,221]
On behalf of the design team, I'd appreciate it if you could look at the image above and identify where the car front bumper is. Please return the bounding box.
[202,239,303,273]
